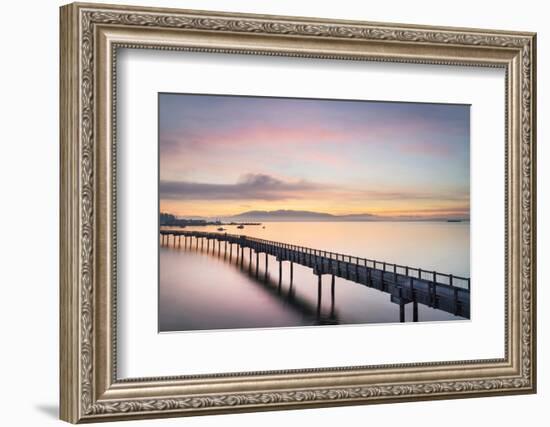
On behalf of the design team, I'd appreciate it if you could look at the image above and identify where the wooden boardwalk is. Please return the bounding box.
[160,230,470,321]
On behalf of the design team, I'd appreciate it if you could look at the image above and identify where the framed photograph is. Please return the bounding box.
[60,2,537,423]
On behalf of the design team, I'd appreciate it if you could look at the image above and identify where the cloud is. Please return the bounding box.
[160,173,323,201]
[160,173,469,209]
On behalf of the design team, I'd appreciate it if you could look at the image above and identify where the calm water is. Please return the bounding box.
[159,221,470,332]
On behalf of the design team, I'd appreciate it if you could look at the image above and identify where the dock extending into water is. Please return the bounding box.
[160,230,470,322]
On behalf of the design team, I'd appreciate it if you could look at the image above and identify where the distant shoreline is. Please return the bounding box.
[160,219,469,228]
[160,209,469,226]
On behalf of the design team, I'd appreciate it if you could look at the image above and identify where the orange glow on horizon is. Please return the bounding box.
[160,199,470,219]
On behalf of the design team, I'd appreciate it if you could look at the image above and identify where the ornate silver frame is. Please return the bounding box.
[60,2,537,423]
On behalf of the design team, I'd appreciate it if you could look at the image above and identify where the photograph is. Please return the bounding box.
[158,93,471,332]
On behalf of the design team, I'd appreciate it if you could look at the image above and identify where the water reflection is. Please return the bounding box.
[159,222,468,332]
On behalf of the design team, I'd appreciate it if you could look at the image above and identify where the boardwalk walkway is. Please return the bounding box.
[160,229,470,321]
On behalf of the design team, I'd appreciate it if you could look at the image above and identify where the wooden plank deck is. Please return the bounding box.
[160,230,470,320]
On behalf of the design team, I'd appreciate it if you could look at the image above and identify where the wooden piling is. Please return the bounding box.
[453,287,459,315]
[399,287,405,323]
[317,275,322,318]
[331,275,335,316]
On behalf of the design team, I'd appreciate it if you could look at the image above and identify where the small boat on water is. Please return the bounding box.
[237,224,245,229]
[217,227,226,231]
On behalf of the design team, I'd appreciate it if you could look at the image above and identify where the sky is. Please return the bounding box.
[159,93,470,219]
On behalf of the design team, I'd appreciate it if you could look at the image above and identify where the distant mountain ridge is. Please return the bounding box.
[216,209,468,222]
[223,209,382,222]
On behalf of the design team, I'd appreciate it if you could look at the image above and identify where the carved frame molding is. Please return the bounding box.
[60,2,536,423]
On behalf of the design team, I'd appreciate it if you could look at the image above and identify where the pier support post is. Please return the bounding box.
[317,275,322,318]
[249,248,253,271]
[201,238,204,251]
[453,287,459,316]
[218,240,221,257]
[255,251,259,277]
[331,275,335,317]
[290,262,294,285]
[240,246,244,268]
[413,301,418,322]
[278,260,282,288]
[399,287,405,322]
[229,243,233,260]
[265,253,268,281]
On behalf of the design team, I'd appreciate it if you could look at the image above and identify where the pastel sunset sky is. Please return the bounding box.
[159,93,470,219]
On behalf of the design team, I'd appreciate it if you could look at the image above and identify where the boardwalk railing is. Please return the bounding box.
[160,229,471,321]
[239,235,470,290]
